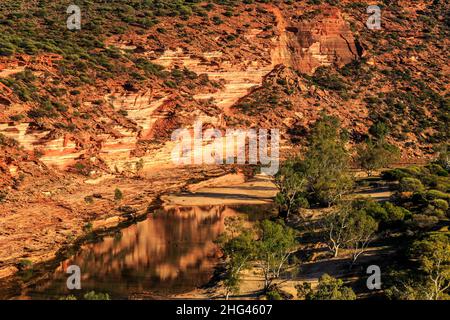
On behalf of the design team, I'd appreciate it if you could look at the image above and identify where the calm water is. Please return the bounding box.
[4,205,273,300]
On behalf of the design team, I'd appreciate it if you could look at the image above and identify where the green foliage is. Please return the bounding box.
[426,189,450,201]
[298,274,356,300]
[410,233,450,300]
[73,162,90,176]
[377,165,450,222]
[399,177,425,193]
[430,199,449,212]
[266,288,283,300]
[274,159,308,218]
[427,163,448,177]
[322,203,378,260]
[311,67,348,94]
[274,115,354,209]
[134,58,165,77]
[218,218,297,294]
[382,168,411,181]
[0,0,253,89]
[382,202,412,221]
[382,165,449,208]
[114,188,123,201]
[256,220,298,290]
[216,217,255,298]
[384,269,430,300]
[346,209,378,263]
[303,115,354,206]
[83,291,111,300]
[369,122,390,141]
[407,214,439,231]
[355,199,380,219]
[385,222,450,300]
[422,204,446,219]
[356,139,400,176]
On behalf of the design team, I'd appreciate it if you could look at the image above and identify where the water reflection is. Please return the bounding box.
[21,205,273,299]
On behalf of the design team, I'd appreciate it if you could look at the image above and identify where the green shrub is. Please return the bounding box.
[408,214,439,230]
[369,122,389,140]
[399,177,425,193]
[419,174,439,188]
[426,164,448,176]
[83,291,110,300]
[423,205,446,219]
[114,188,123,201]
[74,162,90,176]
[430,199,449,211]
[311,66,348,93]
[212,16,224,25]
[402,166,424,176]
[410,192,429,206]
[435,182,450,193]
[382,168,411,181]
[356,200,386,220]
[426,190,450,201]
[266,289,283,300]
[164,80,177,88]
[355,200,410,223]
[0,42,15,56]
[303,274,356,300]
[383,202,411,221]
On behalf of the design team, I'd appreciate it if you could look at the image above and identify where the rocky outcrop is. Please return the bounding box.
[0,123,82,169]
[152,48,273,114]
[284,6,363,74]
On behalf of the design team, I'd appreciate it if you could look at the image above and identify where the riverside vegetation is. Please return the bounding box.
[217,115,450,300]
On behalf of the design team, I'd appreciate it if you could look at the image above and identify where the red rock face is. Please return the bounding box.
[286,7,362,74]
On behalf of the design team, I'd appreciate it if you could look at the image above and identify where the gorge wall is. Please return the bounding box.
[0,5,362,176]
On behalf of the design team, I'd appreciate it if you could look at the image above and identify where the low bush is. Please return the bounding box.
[426,189,450,201]
[399,177,425,193]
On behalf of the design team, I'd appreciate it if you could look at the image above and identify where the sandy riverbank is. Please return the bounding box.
[162,174,278,207]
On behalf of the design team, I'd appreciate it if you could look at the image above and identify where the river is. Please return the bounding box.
[2,204,274,300]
